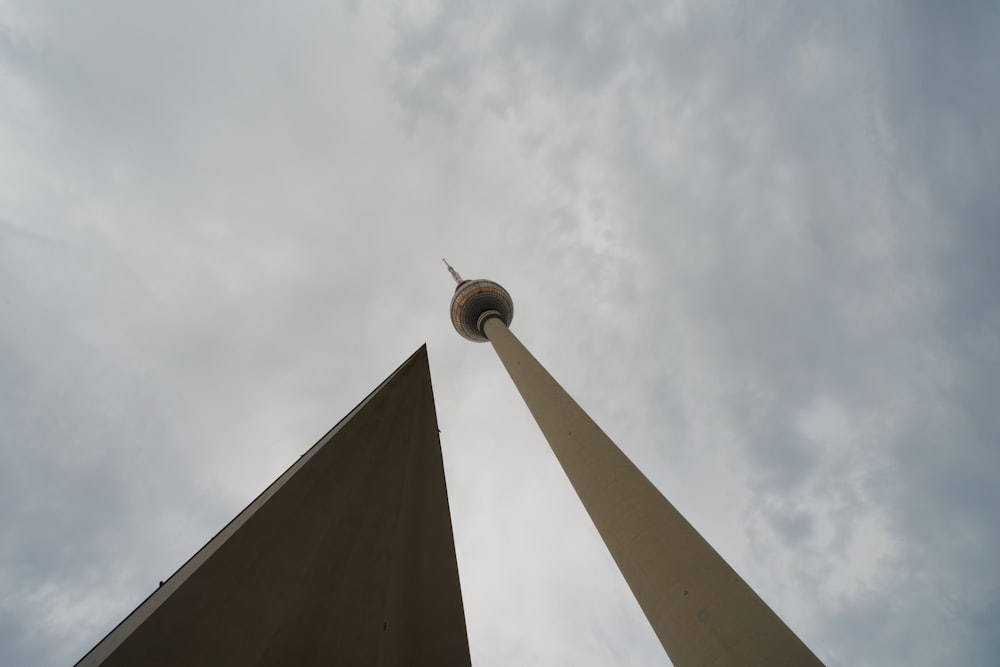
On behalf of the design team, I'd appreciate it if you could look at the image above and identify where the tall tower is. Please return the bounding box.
[444,262,822,667]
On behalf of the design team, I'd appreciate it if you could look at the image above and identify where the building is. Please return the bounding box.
[76,346,471,666]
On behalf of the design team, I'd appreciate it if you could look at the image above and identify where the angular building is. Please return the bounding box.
[446,261,823,667]
[76,346,471,666]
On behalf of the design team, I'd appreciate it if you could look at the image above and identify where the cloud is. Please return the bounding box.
[2,1,997,665]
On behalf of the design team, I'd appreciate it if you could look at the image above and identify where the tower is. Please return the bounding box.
[444,261,823,667]
[76,346,471,666]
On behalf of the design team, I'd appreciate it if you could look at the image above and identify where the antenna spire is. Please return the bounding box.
[442,258,464,285]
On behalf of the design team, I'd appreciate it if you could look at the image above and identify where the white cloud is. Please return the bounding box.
[2,1,997,665]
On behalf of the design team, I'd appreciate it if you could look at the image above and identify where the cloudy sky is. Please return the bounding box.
[2,1,998,665]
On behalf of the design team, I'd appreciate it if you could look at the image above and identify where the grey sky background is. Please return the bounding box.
[2,1,998,665]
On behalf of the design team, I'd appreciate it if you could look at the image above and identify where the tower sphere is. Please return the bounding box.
[450,279,514,342]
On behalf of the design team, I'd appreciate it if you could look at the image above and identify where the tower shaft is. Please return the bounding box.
[482,317,822,667]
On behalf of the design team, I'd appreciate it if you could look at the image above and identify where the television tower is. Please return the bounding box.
[444,261,822,667]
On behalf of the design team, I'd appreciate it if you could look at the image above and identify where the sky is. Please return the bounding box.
[1,1,998,665]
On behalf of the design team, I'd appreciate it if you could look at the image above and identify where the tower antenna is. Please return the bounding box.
[442,258,464,285]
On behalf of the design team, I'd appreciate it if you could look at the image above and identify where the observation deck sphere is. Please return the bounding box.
[450,279,514,342]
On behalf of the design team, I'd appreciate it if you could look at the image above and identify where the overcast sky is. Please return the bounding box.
[2,1,998,665]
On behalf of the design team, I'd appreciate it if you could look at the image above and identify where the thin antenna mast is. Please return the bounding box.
[442,258,464,285]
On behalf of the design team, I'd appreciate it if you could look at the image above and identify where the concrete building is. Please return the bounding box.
[446,261,823,667]
[76,346,471,666]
